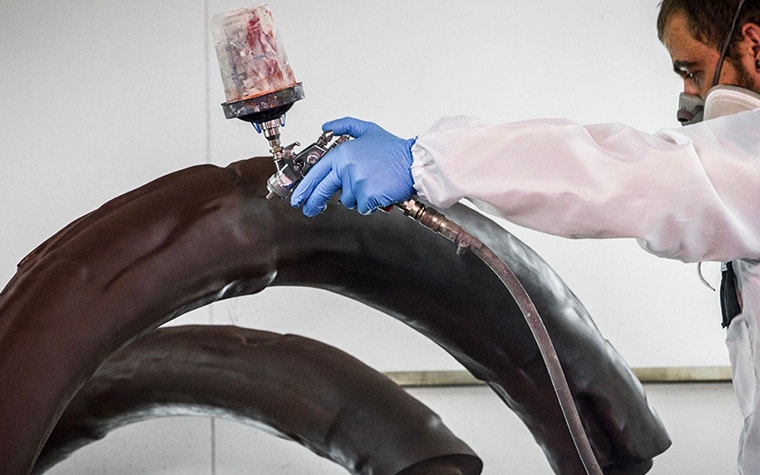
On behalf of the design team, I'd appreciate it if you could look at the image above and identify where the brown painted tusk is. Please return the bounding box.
[34,325,482,475]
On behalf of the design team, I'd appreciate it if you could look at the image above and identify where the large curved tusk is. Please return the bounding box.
[35,325,482,475]
[0,157,669,474]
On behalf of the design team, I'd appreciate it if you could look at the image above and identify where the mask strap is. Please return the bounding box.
[712,0,747,86]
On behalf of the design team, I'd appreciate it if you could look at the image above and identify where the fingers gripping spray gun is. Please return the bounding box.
[211,5,601,474]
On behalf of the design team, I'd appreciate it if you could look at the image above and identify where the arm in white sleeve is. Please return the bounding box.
[410,113,760,263]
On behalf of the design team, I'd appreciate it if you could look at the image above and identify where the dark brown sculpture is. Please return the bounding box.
[35,325,482,474]
[0,157,670,474]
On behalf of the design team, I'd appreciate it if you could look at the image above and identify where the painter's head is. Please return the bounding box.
[657,0,760,99]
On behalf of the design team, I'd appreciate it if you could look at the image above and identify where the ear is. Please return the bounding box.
[740,22,760,68]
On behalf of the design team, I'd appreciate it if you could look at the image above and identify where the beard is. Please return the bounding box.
[728,57,760,94]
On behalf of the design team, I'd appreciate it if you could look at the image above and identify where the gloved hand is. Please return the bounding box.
[290,117,415,217]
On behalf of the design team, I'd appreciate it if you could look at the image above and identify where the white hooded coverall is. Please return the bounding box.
[409,88,760,473]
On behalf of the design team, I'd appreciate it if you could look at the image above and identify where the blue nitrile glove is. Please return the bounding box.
[290,117,415,217]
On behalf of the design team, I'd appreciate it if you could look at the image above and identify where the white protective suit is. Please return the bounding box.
[410,86,760,473]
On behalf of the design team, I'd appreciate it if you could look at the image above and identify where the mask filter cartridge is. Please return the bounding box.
[677,92,705,125]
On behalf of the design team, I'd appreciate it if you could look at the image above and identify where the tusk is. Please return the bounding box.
[35,325,482,475]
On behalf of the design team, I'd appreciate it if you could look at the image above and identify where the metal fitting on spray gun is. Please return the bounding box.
[394,199,473,255]
[254,118,287,159]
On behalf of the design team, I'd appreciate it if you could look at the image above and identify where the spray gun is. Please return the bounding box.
[211,5,601,474]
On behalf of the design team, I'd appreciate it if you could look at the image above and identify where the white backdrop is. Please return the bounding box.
[0,1,741,473]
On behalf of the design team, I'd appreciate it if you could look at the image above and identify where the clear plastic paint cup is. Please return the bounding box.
[211,4,297,104]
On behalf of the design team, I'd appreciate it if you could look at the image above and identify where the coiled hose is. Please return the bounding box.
[397,198,603,475]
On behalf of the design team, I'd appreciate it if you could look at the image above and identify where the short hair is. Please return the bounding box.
[657,0,760,58]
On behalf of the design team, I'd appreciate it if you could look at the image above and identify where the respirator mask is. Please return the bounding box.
[677,92,706,124]
[676,0,746,126]
[677,85,760,124]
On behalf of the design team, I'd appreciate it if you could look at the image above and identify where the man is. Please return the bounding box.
[292,1,760,472]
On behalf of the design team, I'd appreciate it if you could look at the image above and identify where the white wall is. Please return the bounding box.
[0,0,742,473]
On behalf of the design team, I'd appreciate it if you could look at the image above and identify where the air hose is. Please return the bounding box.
[397,198,603,475]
